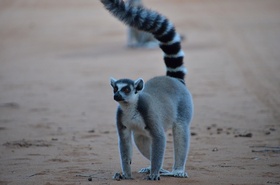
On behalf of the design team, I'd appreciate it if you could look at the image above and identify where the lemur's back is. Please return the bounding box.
[143,76,192,129]
[144,76,188,102]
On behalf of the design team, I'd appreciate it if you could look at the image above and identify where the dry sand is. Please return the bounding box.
[0,0,280,184]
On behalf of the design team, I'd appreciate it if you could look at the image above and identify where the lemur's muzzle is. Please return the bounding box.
[114,92,124,102]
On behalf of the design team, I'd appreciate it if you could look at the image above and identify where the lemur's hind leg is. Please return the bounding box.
[134,134,171,174]
[161,122,190,178]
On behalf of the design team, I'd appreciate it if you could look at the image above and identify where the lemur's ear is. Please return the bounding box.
[134,78,144,93]
[110,77,117,88]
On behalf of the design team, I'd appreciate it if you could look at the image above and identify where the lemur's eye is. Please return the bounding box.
[122,87,131,94]
[113,87,118,93]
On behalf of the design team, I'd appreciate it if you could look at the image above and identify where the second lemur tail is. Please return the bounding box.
[100,0,187,80]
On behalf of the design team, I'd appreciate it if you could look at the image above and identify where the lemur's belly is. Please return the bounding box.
[133,133,151,160]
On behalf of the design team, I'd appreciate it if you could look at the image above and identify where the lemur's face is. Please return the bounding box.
[110,78,144,103]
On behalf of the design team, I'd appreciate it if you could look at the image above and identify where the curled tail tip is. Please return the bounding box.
[100,0,123,11]
[100,0,111,5]
[101,0,187,81]
[100,0,117,4]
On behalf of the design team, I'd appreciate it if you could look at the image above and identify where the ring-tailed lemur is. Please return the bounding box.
[101,0,193,181]
[126,0,159,48]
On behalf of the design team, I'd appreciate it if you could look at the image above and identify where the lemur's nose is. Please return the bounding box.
[114,92,124,102]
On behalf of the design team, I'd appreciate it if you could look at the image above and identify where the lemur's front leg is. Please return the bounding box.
[114,108,133,180]
[148,130,166,180]
[116,127,133,179]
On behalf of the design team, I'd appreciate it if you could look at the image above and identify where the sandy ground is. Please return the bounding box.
[0,0,280,184]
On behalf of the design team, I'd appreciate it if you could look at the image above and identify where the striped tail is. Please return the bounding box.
[100,0,187,80]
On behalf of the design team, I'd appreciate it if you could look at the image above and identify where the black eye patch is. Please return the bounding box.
[121,86,131,94]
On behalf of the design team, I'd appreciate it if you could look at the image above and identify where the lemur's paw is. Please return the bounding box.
[112,172,133,181]
[173,170,188,178]
[138,167,150,174]
[160,170,188,178]
[139,167,170,174]
[160,171,174,176]
[159,168,171,174]
[147,174,160,181]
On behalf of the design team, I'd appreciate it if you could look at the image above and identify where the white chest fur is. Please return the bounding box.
[120,105,147,134]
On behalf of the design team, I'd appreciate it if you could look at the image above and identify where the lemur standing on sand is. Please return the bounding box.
[101,0,193,181]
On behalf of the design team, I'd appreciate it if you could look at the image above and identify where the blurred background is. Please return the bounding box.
[0,0,279,184]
